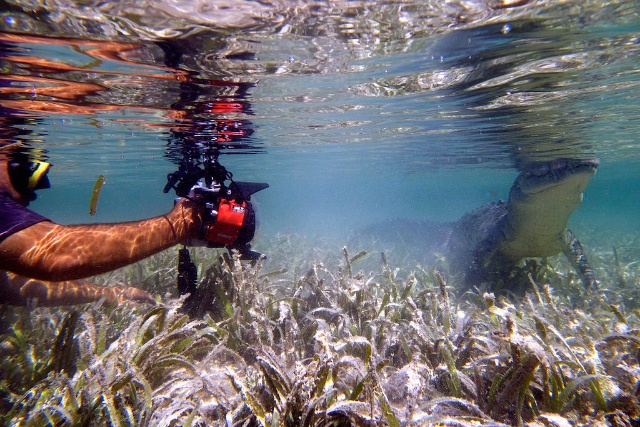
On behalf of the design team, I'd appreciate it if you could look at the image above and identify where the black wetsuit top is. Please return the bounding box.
[0,192,49,242]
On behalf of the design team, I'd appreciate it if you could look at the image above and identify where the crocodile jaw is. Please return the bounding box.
[498,160,597,260]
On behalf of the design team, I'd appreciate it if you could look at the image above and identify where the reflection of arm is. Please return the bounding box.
[1,271,155,306]
[0,199,202,282]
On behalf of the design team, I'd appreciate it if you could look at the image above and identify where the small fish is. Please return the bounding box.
[349,250,368,264]
[89,175,105,216]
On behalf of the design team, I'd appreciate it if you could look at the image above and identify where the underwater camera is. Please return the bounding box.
[163,150,268,259]
[163,145,268,302]
[187,179,268,255]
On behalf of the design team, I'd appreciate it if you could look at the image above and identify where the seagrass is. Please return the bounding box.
[1,229,639,426]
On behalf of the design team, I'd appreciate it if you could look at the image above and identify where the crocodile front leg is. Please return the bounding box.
[562,228,597,290]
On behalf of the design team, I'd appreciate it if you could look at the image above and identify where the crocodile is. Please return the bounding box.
[352,158,599,292]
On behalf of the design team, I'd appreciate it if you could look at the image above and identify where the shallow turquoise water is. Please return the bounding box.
[2,1,639,258]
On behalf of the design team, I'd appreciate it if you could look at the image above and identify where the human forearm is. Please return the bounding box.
[0,199,202,281]
[24,217,179,280]
[1,271,155,306]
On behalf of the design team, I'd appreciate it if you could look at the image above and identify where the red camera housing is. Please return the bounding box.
[203,198,248,246]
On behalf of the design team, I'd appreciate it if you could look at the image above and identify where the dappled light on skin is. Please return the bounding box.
[18,220,174,280]
[0,199,202,282]
[1,271,155,306]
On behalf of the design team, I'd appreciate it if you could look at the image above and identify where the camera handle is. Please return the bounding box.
[177,246,197,297]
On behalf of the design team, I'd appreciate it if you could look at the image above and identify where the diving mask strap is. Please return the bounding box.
[27,161,51,190]
[8,160,51,196]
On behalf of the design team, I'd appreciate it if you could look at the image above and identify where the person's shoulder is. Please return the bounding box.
[0,192,51,241]
[0,191,23,209]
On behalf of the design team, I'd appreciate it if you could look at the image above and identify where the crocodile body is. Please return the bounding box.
[352,158,598,291]
[445,158,598,290]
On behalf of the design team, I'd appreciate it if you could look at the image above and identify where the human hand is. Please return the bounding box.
[169,198,206,245]
[111,285,157,305]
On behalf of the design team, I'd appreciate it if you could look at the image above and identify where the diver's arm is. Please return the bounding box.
[0,271,155,306]
[0,198,203,281]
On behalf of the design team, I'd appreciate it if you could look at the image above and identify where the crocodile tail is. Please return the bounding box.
[562,229,597,291]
